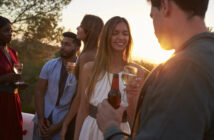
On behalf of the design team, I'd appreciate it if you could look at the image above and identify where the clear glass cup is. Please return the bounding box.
[13,63,24,85]
[121,65,138,106]
[66,62,76,86]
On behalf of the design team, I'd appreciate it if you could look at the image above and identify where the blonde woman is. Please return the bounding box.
[75,16,144,140]
[60,14,104,140]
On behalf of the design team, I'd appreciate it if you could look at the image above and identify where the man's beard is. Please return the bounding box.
[60,49,76,59]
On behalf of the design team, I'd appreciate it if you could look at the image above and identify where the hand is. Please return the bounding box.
[42,124,58,140]
[17,82,28,90]
[0,73,21,83]
[14,63,23,74]
[66,62,76,74]
[125,77,143,104]
[96,99,127,134]
[37,119,49,137]
[60,123,68,140]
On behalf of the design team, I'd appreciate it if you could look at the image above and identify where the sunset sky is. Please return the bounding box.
[60,0,214,63]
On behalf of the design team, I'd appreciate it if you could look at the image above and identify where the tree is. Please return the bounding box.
[0,0,71,43]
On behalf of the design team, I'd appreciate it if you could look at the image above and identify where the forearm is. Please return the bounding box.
[63,93,80,127]
[104,126,131,140]
[74,104,88,140]
[127,97,138,124]
[34,79,48,122]
[35,90,45,121]
[54,118,65,132]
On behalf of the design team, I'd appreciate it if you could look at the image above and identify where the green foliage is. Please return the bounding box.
[10,39,59,113]
[0,0,71,43]
[0,0,71,113]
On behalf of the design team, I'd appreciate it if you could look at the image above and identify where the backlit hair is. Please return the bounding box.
[86,16,133,100]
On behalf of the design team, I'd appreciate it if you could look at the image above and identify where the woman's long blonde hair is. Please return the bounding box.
[87,16,133,100]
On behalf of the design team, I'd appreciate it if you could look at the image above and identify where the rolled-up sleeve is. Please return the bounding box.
[39,60,52,79]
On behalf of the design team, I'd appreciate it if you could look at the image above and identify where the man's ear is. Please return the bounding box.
[161,0,170,17]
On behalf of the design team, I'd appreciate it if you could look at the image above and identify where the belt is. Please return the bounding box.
[89,104,128,122]
[0,84,18,94]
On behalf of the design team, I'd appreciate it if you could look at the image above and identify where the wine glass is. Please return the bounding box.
[66,62,76,86]
[13,63,23,85]
[121,65,138,106]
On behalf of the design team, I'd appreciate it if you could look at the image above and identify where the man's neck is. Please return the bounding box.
[62,56,76,65]
[172,17,207,51]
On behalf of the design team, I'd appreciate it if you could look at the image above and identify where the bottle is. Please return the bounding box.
[108,73,121,109]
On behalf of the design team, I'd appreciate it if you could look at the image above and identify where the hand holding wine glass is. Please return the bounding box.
[13,63,23,85]
[13,63,23,75]
[13,63,28,89]
[66,62,76,86]
[121,65,138,106]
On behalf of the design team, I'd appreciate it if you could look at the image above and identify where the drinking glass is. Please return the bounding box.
[66,62,76,86]
[121,65,138,106]
[13,63,24,85]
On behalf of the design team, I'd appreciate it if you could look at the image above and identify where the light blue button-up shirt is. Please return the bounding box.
[34,57,77,125]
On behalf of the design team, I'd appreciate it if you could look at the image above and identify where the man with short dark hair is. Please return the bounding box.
[97,0,214,139]
[33,32,81,140]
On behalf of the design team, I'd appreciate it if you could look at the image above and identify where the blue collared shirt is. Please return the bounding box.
[34,58,77,124]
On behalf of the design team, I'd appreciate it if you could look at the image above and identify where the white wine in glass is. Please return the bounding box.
[121,65,138,106]
[13,63,24,85]
[66,62,76,86]
[122,72,137,85]
[66,62,76,74]
[122,65,138,85]
[13,63,23,75]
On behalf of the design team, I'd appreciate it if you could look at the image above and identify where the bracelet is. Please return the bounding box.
[106,132,130,140]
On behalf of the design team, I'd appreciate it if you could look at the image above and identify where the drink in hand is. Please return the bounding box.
[108,73,121,109]
[13,63,24,85]
[121,65,138,106]
[66,62,76,74]
[122,72,136,85]
[122,65,137,85]
[13,63,23,75]
[66,62,76,86]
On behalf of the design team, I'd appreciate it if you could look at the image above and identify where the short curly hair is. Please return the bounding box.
[0,16,11,28]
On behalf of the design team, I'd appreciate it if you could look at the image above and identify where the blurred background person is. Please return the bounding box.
[60,14,104,140]
[33,32,81,140]
[0,16,23,140]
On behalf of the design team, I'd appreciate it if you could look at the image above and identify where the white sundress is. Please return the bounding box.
[79,72,130,140]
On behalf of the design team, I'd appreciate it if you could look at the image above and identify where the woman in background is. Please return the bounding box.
[74,16,144,140]
[60,14,104,140]
[0,16,23,140]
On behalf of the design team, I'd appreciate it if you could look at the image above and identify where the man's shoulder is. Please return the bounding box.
[44,58,61,65]
[41,58,61,72]
[168,33,214,68]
